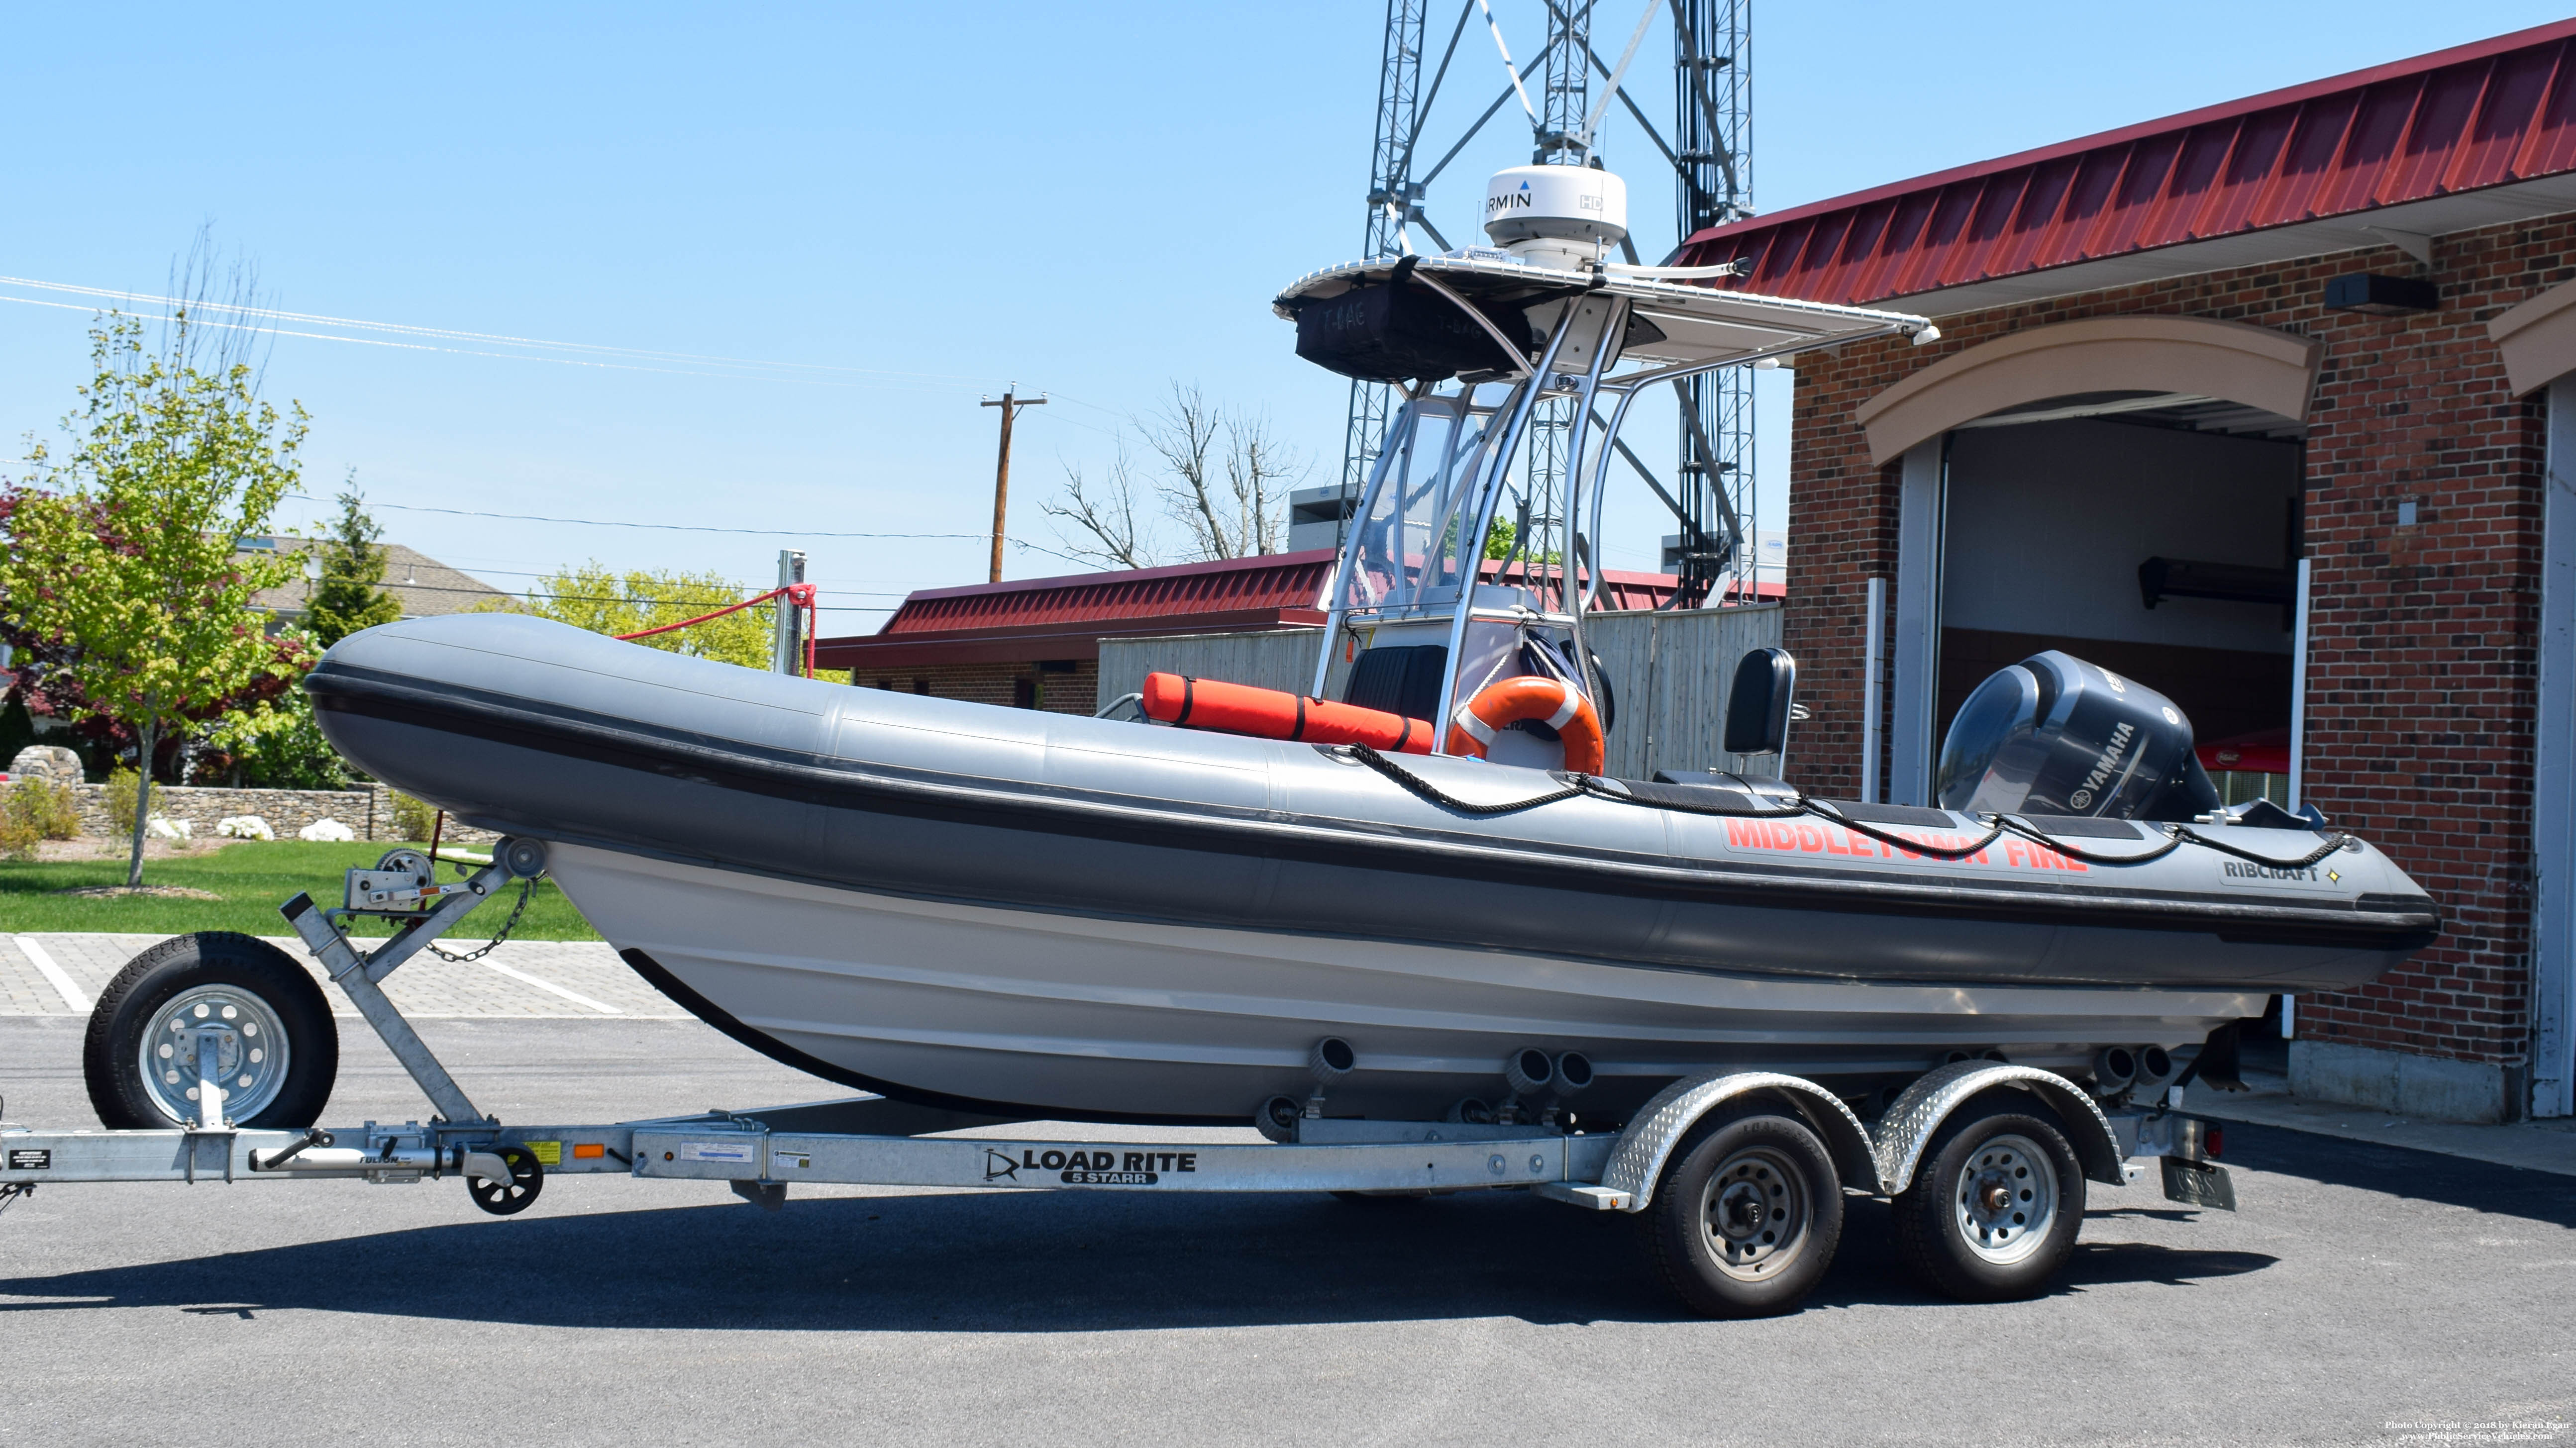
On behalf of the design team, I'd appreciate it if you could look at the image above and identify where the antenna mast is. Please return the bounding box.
[1338,1,1433,547]
[1673,0,1754,605]
[1336,1,1754,602]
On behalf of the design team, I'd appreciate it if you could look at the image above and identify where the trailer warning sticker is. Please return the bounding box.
[520,1141,562,1166]
[6,1148,48,1171]
[677,1141,757,1163]
[983,1147,1196,1185]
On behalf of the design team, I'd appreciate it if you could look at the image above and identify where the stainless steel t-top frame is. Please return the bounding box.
[1298,256,1934,752]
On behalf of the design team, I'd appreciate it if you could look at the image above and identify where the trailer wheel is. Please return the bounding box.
[84,932,339,1130]
[1642,1109,1843,1318]
[1891,1098,2085,1302]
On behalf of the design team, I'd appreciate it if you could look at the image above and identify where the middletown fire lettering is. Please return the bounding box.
[1719,818,2089,871]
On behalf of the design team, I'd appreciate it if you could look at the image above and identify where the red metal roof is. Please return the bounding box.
[881,550,1339,636]
[818,551,1340,670]
[1676,19,2576,311]
[816,549,1695,671]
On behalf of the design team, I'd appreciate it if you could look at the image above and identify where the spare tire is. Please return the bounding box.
[83,932,339,1130]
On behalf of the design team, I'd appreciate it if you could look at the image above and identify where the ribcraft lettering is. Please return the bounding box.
[1720,818,2088,871]
[2222,861,2322,883]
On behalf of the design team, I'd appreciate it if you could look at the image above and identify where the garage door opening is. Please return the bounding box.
[1935,392,2303,807]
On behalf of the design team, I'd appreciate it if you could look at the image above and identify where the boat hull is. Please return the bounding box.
[552,842,2264,1123]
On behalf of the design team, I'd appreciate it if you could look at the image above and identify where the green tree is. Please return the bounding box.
[492,564,852,682]
[0,310,306,886]
[304,483,402,647]
[201,642,348,790]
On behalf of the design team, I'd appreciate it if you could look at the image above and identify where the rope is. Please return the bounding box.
[1343,744,1584,815]
[615,582,820,679]
[1339,746,2359,870]
[2167,823,2353,870]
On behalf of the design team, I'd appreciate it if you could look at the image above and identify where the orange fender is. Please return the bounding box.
[1140,673,1435,754]
[1445,675,1606,774]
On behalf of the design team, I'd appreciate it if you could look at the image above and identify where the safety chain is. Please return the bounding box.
[1337,745,2357,872]
[425,876,537,963]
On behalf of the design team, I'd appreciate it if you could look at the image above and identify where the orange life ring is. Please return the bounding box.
[1446,675,1606,774]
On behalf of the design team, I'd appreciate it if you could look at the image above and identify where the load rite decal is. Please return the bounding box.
[984,1147,1199,1185]
[1722,818,2090,871]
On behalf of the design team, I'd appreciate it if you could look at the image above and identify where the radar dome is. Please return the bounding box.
[1482,165,1628,268]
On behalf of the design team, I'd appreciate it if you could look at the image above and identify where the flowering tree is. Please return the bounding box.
[0,310,306,886]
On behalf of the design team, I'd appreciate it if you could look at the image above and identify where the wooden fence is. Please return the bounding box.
[1096,603,1786,780]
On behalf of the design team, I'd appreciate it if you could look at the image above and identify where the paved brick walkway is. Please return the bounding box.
[0,932,686,1019]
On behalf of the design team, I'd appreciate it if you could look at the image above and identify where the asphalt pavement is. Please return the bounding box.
[0,1010,2570,1447]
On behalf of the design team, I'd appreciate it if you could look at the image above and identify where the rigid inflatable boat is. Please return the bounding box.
[309,615,2434,1126]
[310,165,2438,1126]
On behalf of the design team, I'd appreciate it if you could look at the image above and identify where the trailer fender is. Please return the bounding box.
[1600,1072,1881,1212]
[1873,1060,2125,1195]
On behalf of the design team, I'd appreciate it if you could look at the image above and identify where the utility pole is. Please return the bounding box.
[771,548,806,675]
[980,386,1047,584]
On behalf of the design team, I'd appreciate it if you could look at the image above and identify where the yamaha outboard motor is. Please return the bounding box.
[1935,651,2223,821]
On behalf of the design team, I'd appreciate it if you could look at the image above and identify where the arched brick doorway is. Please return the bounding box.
[1854,316,2323,806]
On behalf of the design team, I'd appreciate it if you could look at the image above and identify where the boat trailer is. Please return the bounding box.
[0,837,2237,1316]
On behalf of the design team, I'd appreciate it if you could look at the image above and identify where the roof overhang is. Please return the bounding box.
[1868,175,2576,318]
[1674,19,2576,317]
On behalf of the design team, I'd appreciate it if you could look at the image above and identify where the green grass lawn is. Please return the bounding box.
[0,840,602,940]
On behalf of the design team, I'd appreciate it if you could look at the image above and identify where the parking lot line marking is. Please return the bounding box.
[481,960,621,1014]
[17,937,91,1014]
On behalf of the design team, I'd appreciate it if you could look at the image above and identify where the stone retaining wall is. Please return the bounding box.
[10,781,502,844]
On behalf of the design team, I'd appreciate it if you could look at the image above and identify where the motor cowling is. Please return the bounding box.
[1934,651,2222,821]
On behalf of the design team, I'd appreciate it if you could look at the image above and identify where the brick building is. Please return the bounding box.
[1672,20,2576,1121]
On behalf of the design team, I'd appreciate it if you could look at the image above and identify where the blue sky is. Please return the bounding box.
[0,3,2563,630]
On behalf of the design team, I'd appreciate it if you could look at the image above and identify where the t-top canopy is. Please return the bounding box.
[1274,249,1936,385]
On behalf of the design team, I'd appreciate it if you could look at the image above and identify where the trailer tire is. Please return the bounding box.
[1890,1097,2085,1302]
[83,932,339,1130]
[1642,1109,1843,1318]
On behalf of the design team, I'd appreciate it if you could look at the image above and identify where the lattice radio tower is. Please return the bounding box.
[1339,0,1754,605]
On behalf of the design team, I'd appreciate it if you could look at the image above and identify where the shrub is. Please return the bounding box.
[103,767,143,837]
[0,794,37,861]
[5,778,82,840]
[390,791,438,842]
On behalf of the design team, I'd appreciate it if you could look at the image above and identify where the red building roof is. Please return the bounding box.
[816,549,1695,671]
[1676,19,2576,313]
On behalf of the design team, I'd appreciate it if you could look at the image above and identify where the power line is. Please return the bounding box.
[279,494,1098,569]
[258,551,913,596]
[0,275,1004,388]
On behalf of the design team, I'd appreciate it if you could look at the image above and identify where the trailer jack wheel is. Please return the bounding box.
[466,1146,544,1216]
